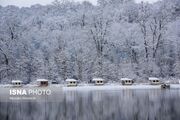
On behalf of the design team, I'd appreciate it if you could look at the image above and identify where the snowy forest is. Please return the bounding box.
[0,0,180,83]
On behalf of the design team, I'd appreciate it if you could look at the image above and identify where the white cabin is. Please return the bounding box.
[149,77,161,85]
[37,79,49,87]
[11,80,23,87]
[120,78,134,85]
[66,79,78,87]
[92,78,104,85]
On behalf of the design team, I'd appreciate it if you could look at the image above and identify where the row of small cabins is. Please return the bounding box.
[11,77,163,87]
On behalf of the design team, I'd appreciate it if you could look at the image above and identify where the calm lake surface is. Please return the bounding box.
[0,89,180,120]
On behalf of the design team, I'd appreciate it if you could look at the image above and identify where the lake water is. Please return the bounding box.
[0,89,180,120]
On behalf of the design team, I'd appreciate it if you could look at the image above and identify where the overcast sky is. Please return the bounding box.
[0,0,159,7]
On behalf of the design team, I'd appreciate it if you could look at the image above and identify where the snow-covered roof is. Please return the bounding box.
[120,78,132,81]
[36,79,48,82]
[92,78,104,81]
[149,77,159,80]
[12,80,23,83]
[66,79,77,82]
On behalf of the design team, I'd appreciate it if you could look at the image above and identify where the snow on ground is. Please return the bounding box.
[62,84,162,91]
[169,84,180,89]
[1,84,180,91]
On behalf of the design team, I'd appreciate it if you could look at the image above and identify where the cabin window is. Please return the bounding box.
[126,80,130,83]
[15,82,21,85]
[153,80,155,82]
[69,81,76,84]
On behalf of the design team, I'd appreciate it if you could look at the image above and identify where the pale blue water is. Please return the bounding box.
[0,89,180,120]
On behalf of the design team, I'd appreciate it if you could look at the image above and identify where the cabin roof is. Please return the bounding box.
[92,78,104,81]
[120,78,132,81]
[12,80,22,83]
[149,77,159,80]
[36,79,48,82]
[66,79,77,82]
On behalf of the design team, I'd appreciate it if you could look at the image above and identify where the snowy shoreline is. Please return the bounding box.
[0,84,180,102]
[0,84,180,91]
[63,84,180,91]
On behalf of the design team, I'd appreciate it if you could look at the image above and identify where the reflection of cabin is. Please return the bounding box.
[66,79,77,87]
[37,79,49,87]
[149,77,161,85]
[92,78,104,85]
[12,80,23,87]
[121,78,134,85]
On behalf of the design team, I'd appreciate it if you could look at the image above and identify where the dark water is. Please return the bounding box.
[0,89,180,120]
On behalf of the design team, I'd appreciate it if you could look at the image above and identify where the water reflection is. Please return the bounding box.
[1,90,180,120]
